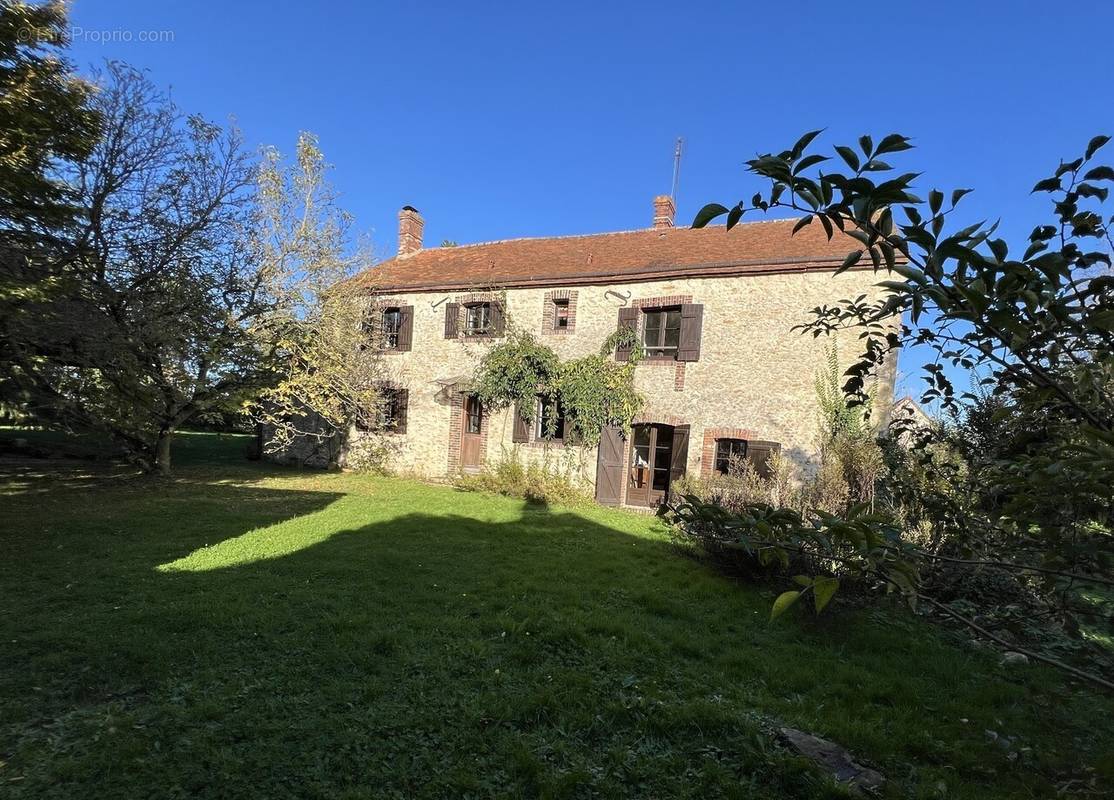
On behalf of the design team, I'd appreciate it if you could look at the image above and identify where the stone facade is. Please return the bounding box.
[343,270,897,505]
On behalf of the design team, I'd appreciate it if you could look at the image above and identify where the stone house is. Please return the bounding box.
[302,196,895,507]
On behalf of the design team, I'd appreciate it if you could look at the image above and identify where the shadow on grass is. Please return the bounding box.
[3,456,1114,799]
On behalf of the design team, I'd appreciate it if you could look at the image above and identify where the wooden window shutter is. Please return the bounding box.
[444,302,459,338]
[396,389,409,434]
[746,440,781,478]
[669,425,690,486]
[594,425,625,505]
[492,301,506,336]
[614,307,639,362]
[677,304,704,362]
[511,401,530,443]
[397,306,414,351]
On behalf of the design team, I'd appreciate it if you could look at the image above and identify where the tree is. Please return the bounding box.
[670,131,1114,689]
[0,0,99,248]
[4,63,271,474]
[1,0,100,414]
[247,134,382,463]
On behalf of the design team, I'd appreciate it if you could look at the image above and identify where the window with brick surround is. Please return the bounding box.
[642,307,682,357]
[714,438,748,475]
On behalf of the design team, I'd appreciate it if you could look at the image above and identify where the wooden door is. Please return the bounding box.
[461,394,483,469]
[595,425,625,505]
[628,424,675,507]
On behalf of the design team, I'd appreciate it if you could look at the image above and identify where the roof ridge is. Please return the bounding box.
[420,216,803,255]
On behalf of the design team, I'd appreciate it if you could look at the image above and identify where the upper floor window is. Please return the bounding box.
[714,438,748,475]
[382,307,402,350]
[368,303,412,352]
[552,299,570,330]
[642,307,682,357]
[535,396,566,441]
[465,302,493,336]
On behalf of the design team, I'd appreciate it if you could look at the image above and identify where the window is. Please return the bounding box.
[714,438,748,475]
[535,396,565,441]
[382,307,401,350]
[466,396,483,434]
[552,299,570,330]
[642,307,682,357]
[465,302,492,336]
[379,388,405,432]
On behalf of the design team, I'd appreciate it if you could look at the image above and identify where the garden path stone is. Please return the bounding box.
[778,727,885,793]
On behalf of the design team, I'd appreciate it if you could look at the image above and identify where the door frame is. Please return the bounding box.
[627,423,674,507]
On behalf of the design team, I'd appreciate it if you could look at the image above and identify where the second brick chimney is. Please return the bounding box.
[652,195,676,229]
[398,206,424,256]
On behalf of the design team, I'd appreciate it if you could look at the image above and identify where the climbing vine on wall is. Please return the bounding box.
[471,324,645,447]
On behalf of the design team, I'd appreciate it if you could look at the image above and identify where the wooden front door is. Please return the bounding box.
[460,394,484,470]
[627,424,674,507]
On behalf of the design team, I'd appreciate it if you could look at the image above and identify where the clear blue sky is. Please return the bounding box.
[65,1,1113,399]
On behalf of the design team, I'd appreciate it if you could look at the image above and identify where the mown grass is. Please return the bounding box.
[1,433,1112,799]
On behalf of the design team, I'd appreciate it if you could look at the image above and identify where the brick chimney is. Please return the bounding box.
[652,195,676,229]
[398,206,424,256]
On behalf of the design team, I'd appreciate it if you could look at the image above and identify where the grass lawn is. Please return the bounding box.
[1,433,1112,799]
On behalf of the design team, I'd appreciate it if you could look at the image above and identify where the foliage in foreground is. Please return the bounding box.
[685,131,1114,689]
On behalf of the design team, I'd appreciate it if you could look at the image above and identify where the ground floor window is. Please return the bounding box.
[711,437,780,478]
[378,387,408,433]
[714,438,748,475]
[535,396,565,441]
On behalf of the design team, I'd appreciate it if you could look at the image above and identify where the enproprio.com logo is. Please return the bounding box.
[17,25,176,44]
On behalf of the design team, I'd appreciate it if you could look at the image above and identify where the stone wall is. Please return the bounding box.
[276,269,897,502]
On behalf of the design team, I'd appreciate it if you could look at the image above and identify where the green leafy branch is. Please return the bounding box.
[471,324,645,447]
[661,492,1114,691]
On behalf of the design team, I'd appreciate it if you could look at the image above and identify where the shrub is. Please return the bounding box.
[454,449,590,507]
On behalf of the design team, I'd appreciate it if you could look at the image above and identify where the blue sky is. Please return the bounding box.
[65,1,1113,399]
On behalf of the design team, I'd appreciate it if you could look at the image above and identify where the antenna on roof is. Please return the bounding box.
[670,137,684,202]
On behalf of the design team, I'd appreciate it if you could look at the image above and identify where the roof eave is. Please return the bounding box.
[358,256,874,294]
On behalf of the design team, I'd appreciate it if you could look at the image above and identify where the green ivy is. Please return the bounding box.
[472,324,645,447]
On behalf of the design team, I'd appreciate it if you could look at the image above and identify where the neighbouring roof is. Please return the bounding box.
[892,395,933,426]
[353,218,863,293]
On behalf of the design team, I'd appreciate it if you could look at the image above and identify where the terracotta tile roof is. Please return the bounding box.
[354,217,862,293]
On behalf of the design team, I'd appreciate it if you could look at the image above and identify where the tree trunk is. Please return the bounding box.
[154,427,173,476]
